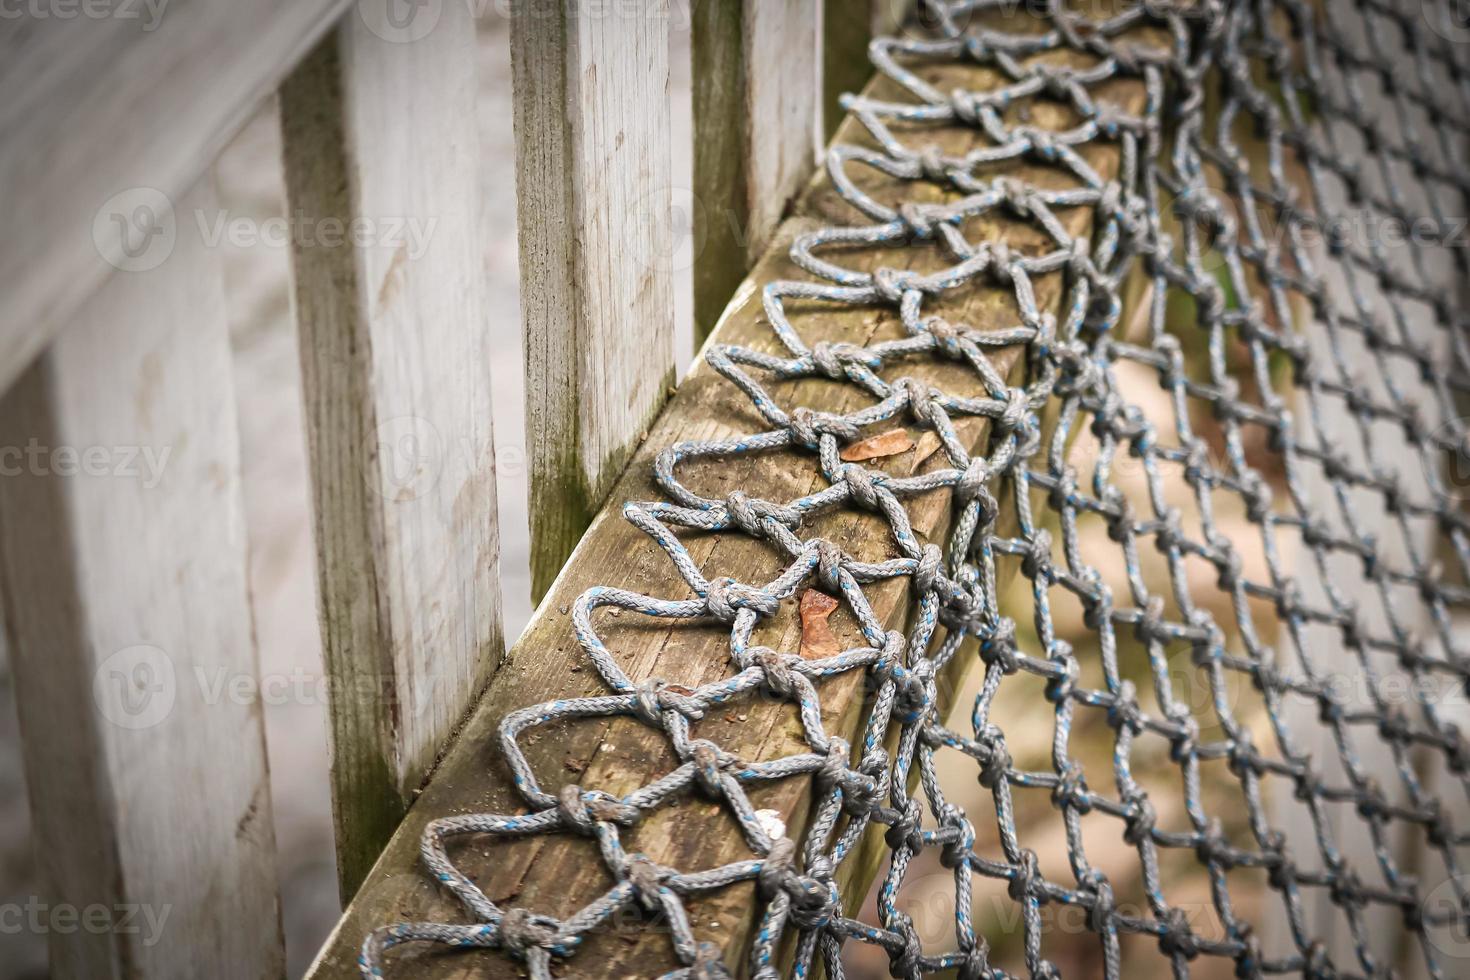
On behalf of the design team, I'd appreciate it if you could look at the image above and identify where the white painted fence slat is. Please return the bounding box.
[0,0,353,399]
[693,0,820,342]
[512,0,677,599]
[0,177,283,978]
[279,1,503,899]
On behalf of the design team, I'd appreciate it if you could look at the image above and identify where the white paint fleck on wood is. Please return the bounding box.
[0,177,283,978]
[0,0,353,395]
[511,0,676,598]
[279,0,503,898]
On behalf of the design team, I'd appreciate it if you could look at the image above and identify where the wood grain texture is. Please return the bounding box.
[512,0,677,601]
[305,40,1144,977]
[0,177,283,979]
[692,0,821,344]
[0,0,352,397]
[279,3,504,900]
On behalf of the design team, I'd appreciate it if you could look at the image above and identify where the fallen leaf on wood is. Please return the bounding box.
[839,428,914,462]
[911,430,944,467]
[799,589,841,659]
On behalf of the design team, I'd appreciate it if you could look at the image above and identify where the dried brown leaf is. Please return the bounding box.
[799,589,841,659]
[839,428,914,462]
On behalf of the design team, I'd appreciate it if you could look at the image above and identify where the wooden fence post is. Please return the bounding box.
[512,0,677,600]
[0,0,354,399]
[824,0,910,142]
[0,177,284,978]
[279,0,504,900]
[692,0,821,344]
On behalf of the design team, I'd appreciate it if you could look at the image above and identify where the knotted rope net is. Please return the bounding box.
[362,0,1470,975]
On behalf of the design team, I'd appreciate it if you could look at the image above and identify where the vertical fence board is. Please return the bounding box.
[0,0,353,398]
[512,0,676,600]
[0,177,284,978]
[823,1,909,142]
[279,1,503,900]
[692,0,820,343]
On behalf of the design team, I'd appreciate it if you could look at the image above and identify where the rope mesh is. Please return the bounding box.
[361,0,1470,975]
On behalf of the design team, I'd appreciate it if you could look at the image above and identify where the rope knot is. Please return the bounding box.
[704,577,777,623]
[634,678,705,725]
[1159,906,1200,959]
[979,616,1019,675]
[998,386,1029,432]
[755,647,798,698]
[788,406,860,449]
[1007,849,1042,902]
[925,316,964,358]
[977,725,1011,789]
[898,376,937,427]
[814,539,845,593]
[809,340,845,379]
[497,907,557,957]
[723,490,762,536]
[898,202,938,239]
[758,836,797,899]
[1123,791,1157,845]
[624,856,666,912]
[885,797,924,853]
[949,89,981,126]
[914,543,943,596]
[556,784,638,834]
[1021,527,1053,579]
[689,739,729,797]
[1053,762,1091,814]
[843,463,881,510]
[938,805,975,869]
[873,266,920,304]
[885,910,924,976]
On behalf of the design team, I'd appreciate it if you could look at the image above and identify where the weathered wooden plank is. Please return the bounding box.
[279,2,504,902]
[513,0,677,601]
[306,37,1145,977]
[693,0,821,344]
[0,0,353,396]
[0,177,284,978]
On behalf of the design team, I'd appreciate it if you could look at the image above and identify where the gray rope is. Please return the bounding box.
[360,1,1470,976]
